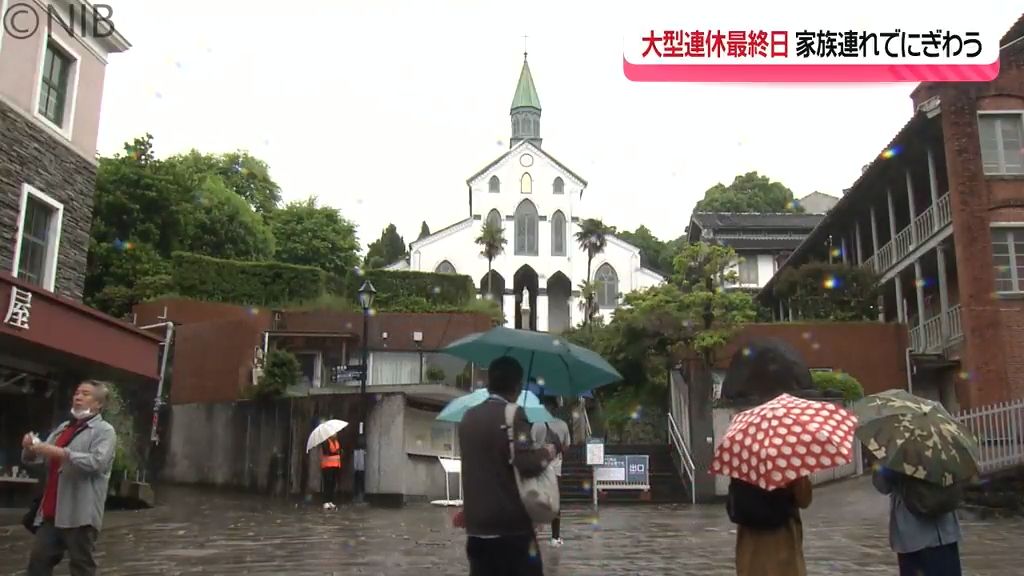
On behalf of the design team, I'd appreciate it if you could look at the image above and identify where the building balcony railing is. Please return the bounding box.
[909,303,962,355]
[947,304,963,342]
[862,193,951,276]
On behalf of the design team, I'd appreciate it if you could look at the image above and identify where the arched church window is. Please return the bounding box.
[594,264,619,308]
[553,177,564,195]
[486,209,502,229]
[435,260,456,274]
[489,175,500,194]
[521,173,532,194]
[514,200,538,256]
[551,211,566,256]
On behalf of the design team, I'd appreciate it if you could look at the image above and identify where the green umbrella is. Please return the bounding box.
[436,389,554,423]
[441,327,622,396]
[852,389,981,486]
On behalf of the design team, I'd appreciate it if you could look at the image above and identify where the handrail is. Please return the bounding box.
[580,397,593,440]
[667,412,697,504]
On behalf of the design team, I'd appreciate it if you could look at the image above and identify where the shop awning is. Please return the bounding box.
[0,273,161,386]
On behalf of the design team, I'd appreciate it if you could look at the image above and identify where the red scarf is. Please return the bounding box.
[40,419,89,521]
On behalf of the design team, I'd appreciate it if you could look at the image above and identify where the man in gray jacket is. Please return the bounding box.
[22,380,117,576]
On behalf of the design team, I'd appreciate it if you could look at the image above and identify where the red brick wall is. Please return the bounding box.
[929,39,1024,407]
[715,322,910,396]
[168,317,267,405]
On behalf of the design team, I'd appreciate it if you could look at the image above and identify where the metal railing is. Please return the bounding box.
[580,397,593,440]
[667,412,697,505]
[955,399,1024,474]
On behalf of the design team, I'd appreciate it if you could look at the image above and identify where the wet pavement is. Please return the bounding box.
[1,477,1021,575]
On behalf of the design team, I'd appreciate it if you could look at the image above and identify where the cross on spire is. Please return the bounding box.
[523,34,528,59]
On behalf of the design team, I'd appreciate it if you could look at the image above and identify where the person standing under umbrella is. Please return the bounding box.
[459,356,556,576]
[729,476,813,576]
[872,466,963,576]
[320,433,343,510]
[531,395,568,548]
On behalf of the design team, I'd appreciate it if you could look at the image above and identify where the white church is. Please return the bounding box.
[387,55,665,333]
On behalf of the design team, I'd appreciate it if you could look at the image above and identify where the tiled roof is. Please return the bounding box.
[690,212,825,230]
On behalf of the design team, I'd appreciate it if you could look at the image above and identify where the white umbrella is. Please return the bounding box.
[306,419,349,453]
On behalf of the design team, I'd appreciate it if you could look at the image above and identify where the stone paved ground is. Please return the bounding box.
[1,477,1020,575]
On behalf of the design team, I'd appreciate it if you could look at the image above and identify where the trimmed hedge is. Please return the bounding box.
[346,269,476,308]
[811,371,865,402]
[171,252,325,305]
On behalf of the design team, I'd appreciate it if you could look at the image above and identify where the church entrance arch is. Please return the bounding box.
[479,270,506,313]
[513,265,539,331]
[546,272,572,334]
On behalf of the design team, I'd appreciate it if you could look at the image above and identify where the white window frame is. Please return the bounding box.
[991,223,1024,294]
[293,350,323,388]
[977,111,1024,176]
[594,263,619,309]
[12,183,64,292]
[0,0,7,56]
[32,30,81,140]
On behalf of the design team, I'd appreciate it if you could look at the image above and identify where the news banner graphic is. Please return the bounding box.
[624,27,1000,83]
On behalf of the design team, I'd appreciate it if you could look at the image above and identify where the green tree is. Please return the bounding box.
[365,224,407,269]
[615,225,687,276]
[181,176,275,260]
[86,135,277,316]
[165,149,281,214]
[252,349,301,400]
[269,197,361,277]
[811,371,865,402]
[476,220,507,296]
[772,262,881,321]
[695,171,804,214]
[575,218,610,326]
[418,221,431,240]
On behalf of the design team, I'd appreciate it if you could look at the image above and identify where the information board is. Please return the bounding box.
[586,439,605,465]
[593,455,649,484]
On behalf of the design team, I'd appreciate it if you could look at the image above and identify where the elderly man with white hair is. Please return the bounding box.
[21,379,118,576]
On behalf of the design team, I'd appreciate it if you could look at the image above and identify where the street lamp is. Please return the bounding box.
[354,280,376,504]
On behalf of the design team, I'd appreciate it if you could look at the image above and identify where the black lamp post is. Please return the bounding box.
[354,280,376,504]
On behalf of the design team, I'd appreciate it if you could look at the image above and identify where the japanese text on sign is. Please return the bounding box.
[4,287,32,330]
[641,30,982,60]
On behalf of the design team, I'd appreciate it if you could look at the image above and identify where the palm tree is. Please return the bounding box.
[476,220,506,297]
[575,219,609,325]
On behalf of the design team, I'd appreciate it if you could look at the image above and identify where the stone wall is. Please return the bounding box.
[162,393,450,503]
[0,99,96,300]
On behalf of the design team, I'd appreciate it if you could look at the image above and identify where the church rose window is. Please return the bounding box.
[515,200,538,256]
[551,211,566,256]
[595,263,618,308]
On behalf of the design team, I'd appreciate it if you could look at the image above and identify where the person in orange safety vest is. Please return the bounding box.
[320,435,342,510]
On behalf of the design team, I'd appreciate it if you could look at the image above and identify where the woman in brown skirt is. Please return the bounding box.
[731,476,813,576]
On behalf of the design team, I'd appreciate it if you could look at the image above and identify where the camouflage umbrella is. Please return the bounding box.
[852,389,981,486]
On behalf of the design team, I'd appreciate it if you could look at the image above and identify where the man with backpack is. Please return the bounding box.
[458,356,557,576]
[872,466,963,576]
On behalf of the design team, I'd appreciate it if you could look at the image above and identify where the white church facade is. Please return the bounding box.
[387,55,665,333]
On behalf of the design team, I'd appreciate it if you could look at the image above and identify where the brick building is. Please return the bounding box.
[760,15,1024,411]
[1,3,161,474]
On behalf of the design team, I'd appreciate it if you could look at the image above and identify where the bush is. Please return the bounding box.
[252,349,301,400]
[171,252,325,306]
[811,371,865,402]
[104,383,141,480]
[425,366,446,384]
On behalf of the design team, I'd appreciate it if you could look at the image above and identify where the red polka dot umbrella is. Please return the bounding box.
[710,393,859,490]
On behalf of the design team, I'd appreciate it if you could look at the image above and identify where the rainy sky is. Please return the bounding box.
[96,0,1021,248]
